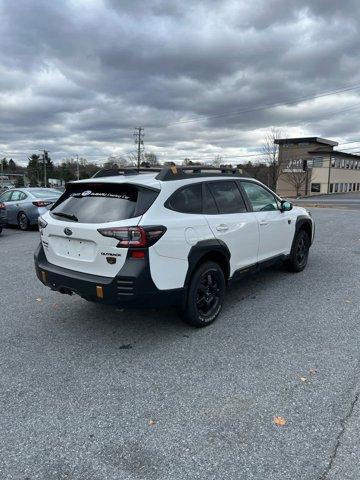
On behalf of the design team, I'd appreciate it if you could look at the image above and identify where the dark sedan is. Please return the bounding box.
[0,188,62,230]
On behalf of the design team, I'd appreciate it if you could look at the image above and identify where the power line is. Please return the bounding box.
[164,83,360,127]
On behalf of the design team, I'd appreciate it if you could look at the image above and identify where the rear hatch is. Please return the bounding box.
[40,182,159,277]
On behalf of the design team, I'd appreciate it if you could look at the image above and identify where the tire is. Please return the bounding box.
[18,212,30,231]
[182,261,226,327]
[285,229,310,272]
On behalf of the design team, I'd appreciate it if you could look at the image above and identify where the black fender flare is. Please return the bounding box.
[294,215,314,246]
[185,239,231,287]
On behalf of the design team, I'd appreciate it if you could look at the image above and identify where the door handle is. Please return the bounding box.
[216,224,229,232]
[259,221,269,226]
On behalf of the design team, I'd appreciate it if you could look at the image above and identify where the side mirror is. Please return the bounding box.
[280,200,293,212]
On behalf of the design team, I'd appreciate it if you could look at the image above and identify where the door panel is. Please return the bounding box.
[204,181,259,274]
[241,181,292,261]
[205,212,259,273]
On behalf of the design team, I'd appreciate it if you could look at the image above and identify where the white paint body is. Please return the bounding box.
[40,173,311,291]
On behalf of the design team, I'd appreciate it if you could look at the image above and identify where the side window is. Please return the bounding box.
[0,191,13,202]
[208,181,246,214]
[11,190,27,201]
[241,182,278,212]
[167,184,202,214]
[203,183,218,214]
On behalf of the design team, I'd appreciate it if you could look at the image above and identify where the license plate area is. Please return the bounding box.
[49,236,96,261]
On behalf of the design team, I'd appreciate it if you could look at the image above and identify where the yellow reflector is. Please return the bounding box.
[96,286,104,299]
[41,271,47,283]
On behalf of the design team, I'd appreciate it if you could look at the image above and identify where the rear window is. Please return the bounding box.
[208,181,247,214]
[166,184,202,214]
[51,183,159,223]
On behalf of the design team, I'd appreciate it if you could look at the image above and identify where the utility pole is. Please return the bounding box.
[76,154,80,180]
[39,149,49,187]
[133,127,144,170]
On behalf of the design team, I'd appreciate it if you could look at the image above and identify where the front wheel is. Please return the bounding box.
[18,212,30,231]
[285,230,310,272]
[182,261,226,327]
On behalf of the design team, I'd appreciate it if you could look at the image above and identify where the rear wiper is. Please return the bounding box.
[52,212,78,222]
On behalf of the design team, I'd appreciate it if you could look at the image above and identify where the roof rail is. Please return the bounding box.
[91,165,252,180]
[155,165,248,181]
[92,167,162,178]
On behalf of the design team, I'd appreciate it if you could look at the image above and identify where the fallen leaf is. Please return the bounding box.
[345,299,351,303]
[309,368,317,375]
[53,303,59,309]
[36,298,42,302]
[273,416,287,427]
[148,419,156,427]
[300,377,307,383]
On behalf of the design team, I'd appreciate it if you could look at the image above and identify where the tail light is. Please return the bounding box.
[33,201,52,207]
[0,202,5,210]
[97,226,166,248]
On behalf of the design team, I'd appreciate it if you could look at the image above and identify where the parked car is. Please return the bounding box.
[35,166,314,327]
[0,201,6,235]
[0,188,62,230]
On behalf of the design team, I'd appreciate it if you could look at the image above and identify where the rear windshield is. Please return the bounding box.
[50,183,159,223]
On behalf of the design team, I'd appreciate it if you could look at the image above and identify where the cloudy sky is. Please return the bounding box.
[1,0,360,165]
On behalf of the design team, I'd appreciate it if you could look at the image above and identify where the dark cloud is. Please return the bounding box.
[1,0,360,164]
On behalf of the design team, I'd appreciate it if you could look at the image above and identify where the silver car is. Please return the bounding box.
[0,188,62,230]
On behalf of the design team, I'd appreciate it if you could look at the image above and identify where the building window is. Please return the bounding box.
[357,183,360,191]
[311,183,321,193]
[311,157,323,167]
[330,183,334,193]
[335,183,339,192]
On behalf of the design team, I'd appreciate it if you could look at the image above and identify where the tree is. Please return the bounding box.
[262,127,285,192]
[1,158,8,171]
[27,154,42,186]
[283,168,308,197]
[144,152,159,166]
[213,155,223,167]
[8,159,16,173]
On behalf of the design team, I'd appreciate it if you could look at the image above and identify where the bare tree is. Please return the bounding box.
[262,127,285,192]
[213,155,223,167]
[143,152,159,166]
[283,169,307,197]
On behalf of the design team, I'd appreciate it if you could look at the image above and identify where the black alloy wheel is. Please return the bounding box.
[286,229,310,272]
[183,261,226,327]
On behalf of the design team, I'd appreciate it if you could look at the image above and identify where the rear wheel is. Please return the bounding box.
[18,212,30,231]
[182,261,226,327]
[286,229,310,272]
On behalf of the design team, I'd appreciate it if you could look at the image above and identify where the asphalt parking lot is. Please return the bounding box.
[1,208,360,480]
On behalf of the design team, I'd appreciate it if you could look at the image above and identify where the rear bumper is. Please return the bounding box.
[34,244,185,309]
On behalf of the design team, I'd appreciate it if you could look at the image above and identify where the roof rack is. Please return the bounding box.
[155,165,248,181]
[92,167,162,178]
[92,165,251,180]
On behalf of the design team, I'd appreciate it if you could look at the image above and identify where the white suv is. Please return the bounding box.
[35,166,314,327]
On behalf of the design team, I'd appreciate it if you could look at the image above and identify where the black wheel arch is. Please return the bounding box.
[185,239,231,287]
[294,215,313,245]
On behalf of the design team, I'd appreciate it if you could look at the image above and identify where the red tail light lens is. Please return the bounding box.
[33,201,52,207]
[0,202,6,210]
[97,226,166,248]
